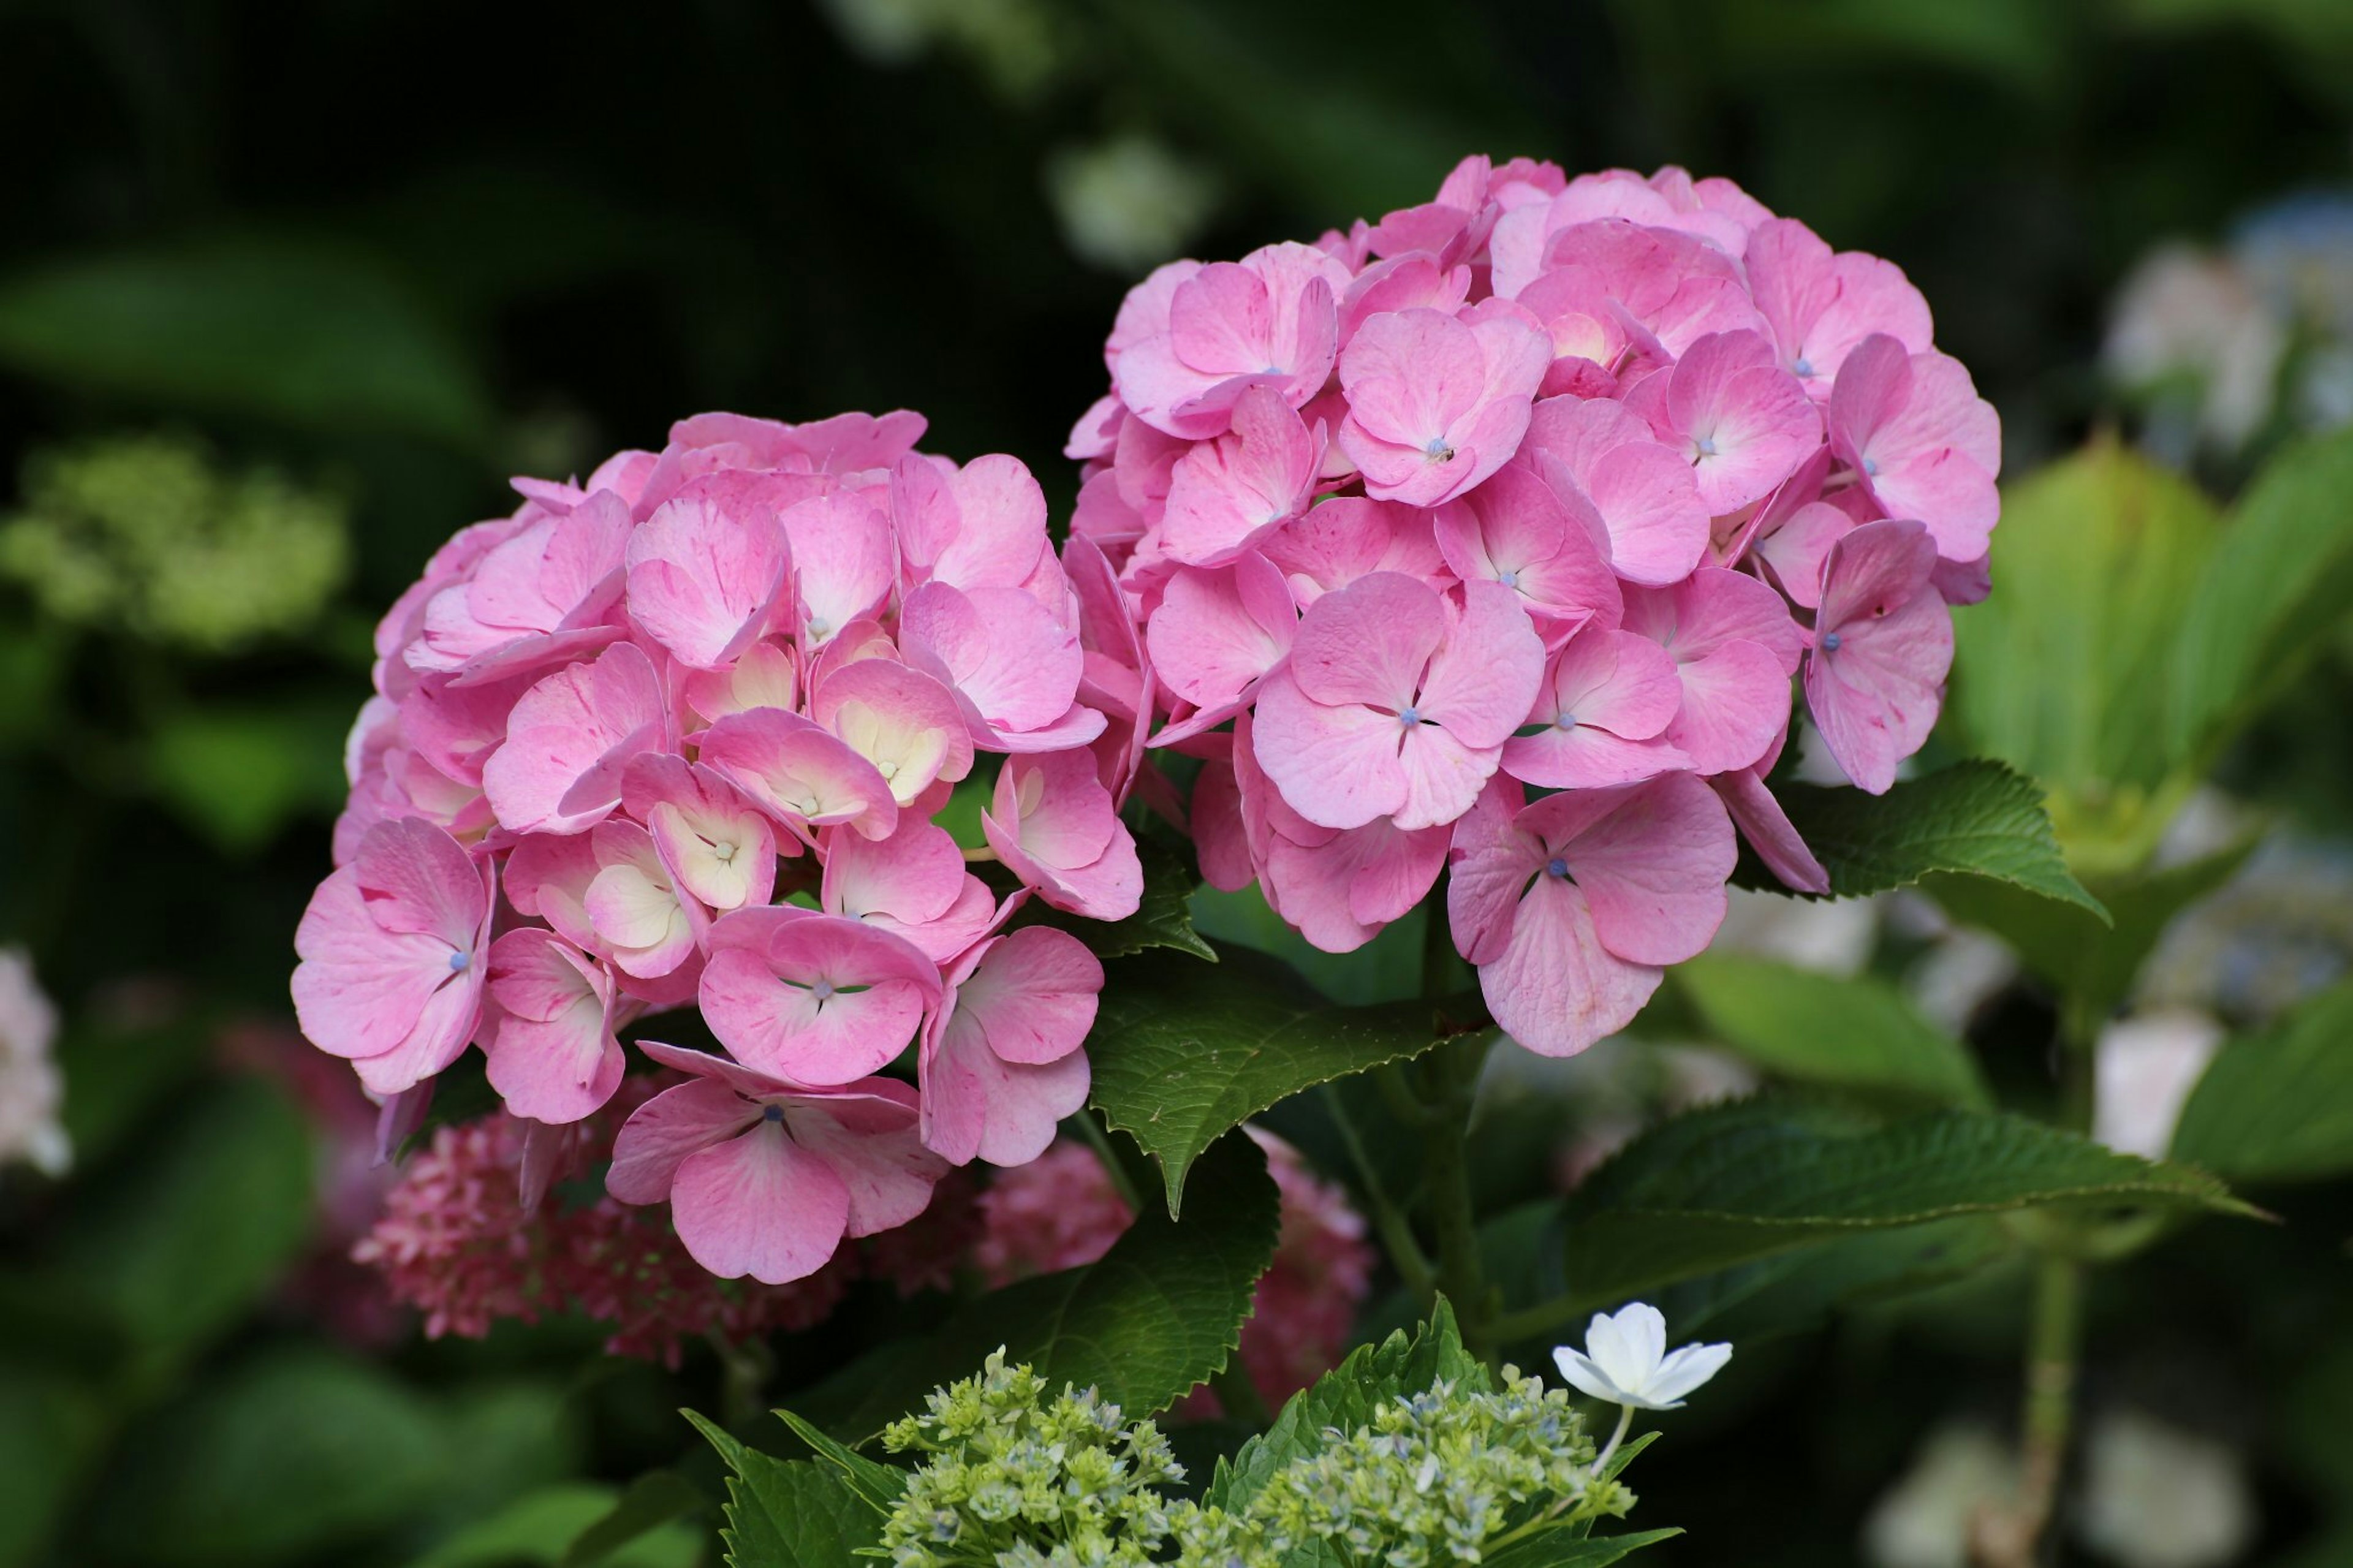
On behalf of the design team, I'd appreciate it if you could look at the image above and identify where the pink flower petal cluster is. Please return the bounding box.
[301,410,1143,1285]
[1077,157,2000,1055]
[351,1078,980,1365]
[974,1130,1374,1409]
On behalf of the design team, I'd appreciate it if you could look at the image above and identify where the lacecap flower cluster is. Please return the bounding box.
[294,411,1150,1284]
[1072,157,2000,1054]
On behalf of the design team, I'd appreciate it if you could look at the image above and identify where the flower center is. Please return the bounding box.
[711,839,737,864]
[446,950,471,974]
[1862,456,1880,477]
[763,1104,784,1124]
[810,979,837,1003]
[1792,356,1815,378]
[1821,631,1843,653]
[806,615,833,640]
[1497,569,1520,589]
[1398,706,1422,728]
[1423,437,1456,462]
[1694,435,1719,458]
[1545,857,1571,879]
[1555,711,1578,730]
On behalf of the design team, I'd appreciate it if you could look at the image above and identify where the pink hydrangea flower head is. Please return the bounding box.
[312,409,1139,1284]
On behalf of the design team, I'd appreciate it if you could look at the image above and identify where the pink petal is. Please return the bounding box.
[672,1119,852,1283]
[480,642,667,835]
[898,580,1085,740]
[699,706,900,841]
[811,657,974,807]
[1160,385,1319,567]
[605,1077,757,1204]
[777,491,895,646]
[1416,580,1547,750]
[1264,817,1447,953]
[1478,874,1662,1057]
[1709,768,1831,895]
[483,930,622,1123]
[626,754,781,912]
[1146,554,1298,713]
[698,908,941,1084]
[1808,520,1952,793]
[1536,773,1734,966]
[920,1004,1091,1168]
[1251,667,1410,831]
[786,1084,944,1233]
[1284,570,1444,712]
[624,491,791,670]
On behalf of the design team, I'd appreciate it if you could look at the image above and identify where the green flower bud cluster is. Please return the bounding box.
[0,434,348,653]
[875,1354,1635,1568]
[879,1349,1188,1567]
[1173,1369,1629,1568]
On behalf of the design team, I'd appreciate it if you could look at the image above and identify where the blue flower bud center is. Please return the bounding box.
[1862,456,1880,477]
[1694,435,1719,458]
[1545,857,1571,879]
[1792,355,1815,378]
[811,979,837,1002]
[1821,631,1843,653]
[1555,711,1578,730]
[1398,706,1422,728]
[447,950,471,974]
[1497,569,1520,589]
[763,1104,784,1123]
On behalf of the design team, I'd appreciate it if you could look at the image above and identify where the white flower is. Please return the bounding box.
[1552,1302,1731,1412]
[0,949,68,1177]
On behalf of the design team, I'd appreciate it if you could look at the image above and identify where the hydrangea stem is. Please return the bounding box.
[1419,1029,1496,1361]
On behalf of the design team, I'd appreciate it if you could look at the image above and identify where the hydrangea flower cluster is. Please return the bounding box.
[1172,1371,1624,1568]
[351,1081,979,1363]
[880,1350,1186,1568]
[873,1352,1627,1568]
[1071,158,2000,1054]
[295,410,1149,1284]
[974,1130,1376,1407]
[0,949,68,1177]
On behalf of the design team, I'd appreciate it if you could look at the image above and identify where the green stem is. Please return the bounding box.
[1419,1029,1495,1360]
[1325,1083,1436,1296]
[1070,1108,1146,1218]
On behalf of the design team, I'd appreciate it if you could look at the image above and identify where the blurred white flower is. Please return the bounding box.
[1863,1425,2020,1568]
[0,949,68,1176]
[2104,245,2285,454]
[2093,1009,2226,1161]
[1713,885,1879,977]
[1553,1301,1731,1412]
[2077,1408,2254,1568]
[1046,134,1220,275]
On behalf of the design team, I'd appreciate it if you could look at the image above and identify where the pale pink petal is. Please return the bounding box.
[605,1077,757,1204]
[483,929,623,1123]
[672,1120,852,1284]
[481,642,668,835]
[786,1084,944,1233]
[1146,554,1298,713]
[698,909,941,1084]
[898,580,1085,739]
[699,706,900,842]
[1534,774,1734,966]
[1807,519,1953,793]
[1251,667,1409,831]
[624,491,792,670]
[1416,580,1548,750]
[1479,873,1661,1057]
[1709,767,1830,894]
[624,754,781,912]
[777,491,895,646]
[1160,385,1319,567]
[811,657,974,807]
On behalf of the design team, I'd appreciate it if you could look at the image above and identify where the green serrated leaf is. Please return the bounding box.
[1927,836,2256,1033]
[1672,953,1990,1108]
[1088,944,1467,1216]
[1559,1099,2253,1308]
[771,1410,904,1512]
[685,1414,882,1568]
[1482,1526,1684,1567]
[2167,426,2353,763]
[1650,1217,2014,1346]
[798,1131,1280,1445]
[1746,760,2107,919]
[1205,1299,1487,1513]
[1042,835,1217,963]
[2171,977,2353,1184]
